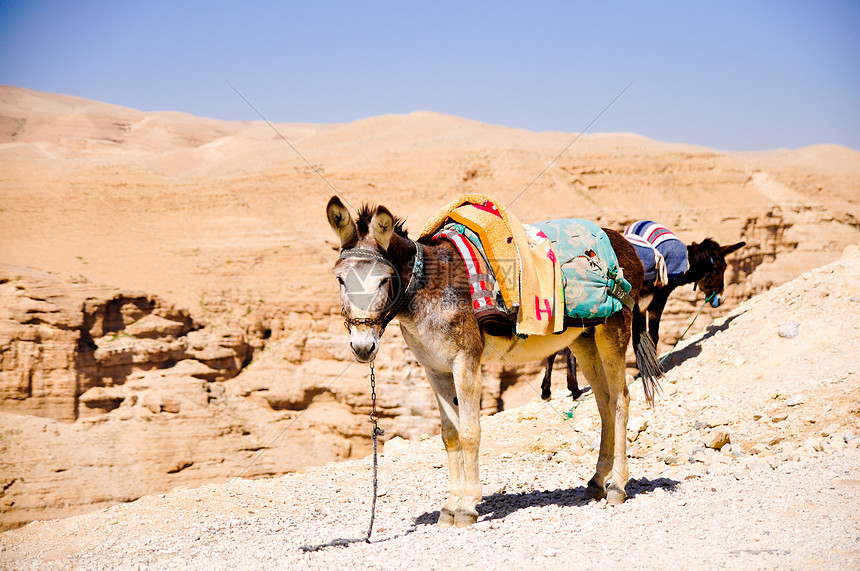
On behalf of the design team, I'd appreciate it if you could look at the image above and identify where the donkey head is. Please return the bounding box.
[326,196,402,363]
[688,239,745,308]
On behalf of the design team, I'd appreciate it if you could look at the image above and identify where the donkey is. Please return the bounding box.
[327,196,662,527]
[634,236,745,347]
[540,230,744,400]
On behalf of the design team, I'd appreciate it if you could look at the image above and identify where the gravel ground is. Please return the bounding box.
[3,255,859,570]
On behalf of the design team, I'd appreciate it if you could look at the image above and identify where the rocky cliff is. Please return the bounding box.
[0,264,516,529]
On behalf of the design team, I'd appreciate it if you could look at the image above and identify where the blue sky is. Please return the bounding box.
[1,1,858,151]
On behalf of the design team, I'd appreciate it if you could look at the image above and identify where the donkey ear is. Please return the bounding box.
[721,241,746,257]
[370,206,395,251]
[326,196,356,247]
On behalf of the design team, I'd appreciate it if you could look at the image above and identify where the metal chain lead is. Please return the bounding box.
[366,362,384,543]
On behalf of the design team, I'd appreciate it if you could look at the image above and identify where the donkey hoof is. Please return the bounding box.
[606,486,627,506]
[454,508,478,527]
[437,508,455,528]
[585,480,606,501]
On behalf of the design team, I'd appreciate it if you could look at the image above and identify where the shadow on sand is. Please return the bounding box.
[411,476,679,528]
[659,311,745,372]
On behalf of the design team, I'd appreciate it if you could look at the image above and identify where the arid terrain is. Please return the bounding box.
[2,253,859,569]
[1,85,859,541]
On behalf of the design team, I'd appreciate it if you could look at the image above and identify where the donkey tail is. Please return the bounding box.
[633,323,663,407]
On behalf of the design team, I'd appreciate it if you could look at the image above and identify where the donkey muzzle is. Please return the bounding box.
[349,327,380,363]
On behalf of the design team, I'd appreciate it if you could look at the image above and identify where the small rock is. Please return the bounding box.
[785,396,804,407]
[627,417,648,441]
[703,428,731,450]
[743,458,771,472]
[821,423,840,437]
[777,321,800,339]
[771,413,788,423]
[803,437,824,452]
[827,438,846,453]
[742,441,767,454]
[382,436,410,455]
[842,244,860,259]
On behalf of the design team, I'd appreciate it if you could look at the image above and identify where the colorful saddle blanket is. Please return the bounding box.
[531,219,633,320]
[432,223,506,314]
[421,194,563,336]
[623,220,689,285]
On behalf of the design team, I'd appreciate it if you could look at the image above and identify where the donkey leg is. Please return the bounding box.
[565,348,583,399]
[594,320,631,505]
[646,291,670,347]
[425,370,465,527]
[541,352,558,400]
[452,357,483,527]
[570,336,611,501]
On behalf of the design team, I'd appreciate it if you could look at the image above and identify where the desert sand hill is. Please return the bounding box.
[1,85,859,530]
[2,85,858,315]
[2,253,859,569]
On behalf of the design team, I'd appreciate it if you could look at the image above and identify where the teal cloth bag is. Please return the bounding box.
[531,219,632,319]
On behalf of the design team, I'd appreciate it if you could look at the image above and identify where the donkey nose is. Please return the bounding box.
[350,338,379,363]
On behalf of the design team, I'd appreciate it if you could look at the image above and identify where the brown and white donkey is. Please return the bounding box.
[327,196,662,527]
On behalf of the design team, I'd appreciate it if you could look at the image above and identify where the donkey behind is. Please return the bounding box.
[327,196,662,527]
[541,220,744,400]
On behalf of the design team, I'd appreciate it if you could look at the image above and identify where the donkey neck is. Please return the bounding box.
[675,243,711,286]
[391,236,470,322]
[386,232,421,283]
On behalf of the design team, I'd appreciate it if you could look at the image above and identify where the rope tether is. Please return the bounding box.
[300,362,384,552]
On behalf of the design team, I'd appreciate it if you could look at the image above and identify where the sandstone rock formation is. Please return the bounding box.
[0,265,248,422]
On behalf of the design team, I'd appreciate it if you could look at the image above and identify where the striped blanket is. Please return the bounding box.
[623,220,689,286]
[420,194,564,336]
[432,223,506,315]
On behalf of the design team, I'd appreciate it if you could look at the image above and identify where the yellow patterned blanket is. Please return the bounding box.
[419,194,564,336]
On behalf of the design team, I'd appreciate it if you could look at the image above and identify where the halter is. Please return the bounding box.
[339,240,425,332]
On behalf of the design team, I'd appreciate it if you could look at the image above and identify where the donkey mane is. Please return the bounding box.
[356,204,409,238]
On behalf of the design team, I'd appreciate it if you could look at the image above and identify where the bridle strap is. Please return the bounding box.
[340,241,425,332]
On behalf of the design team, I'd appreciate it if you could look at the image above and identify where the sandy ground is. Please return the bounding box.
[2,253,859,570]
